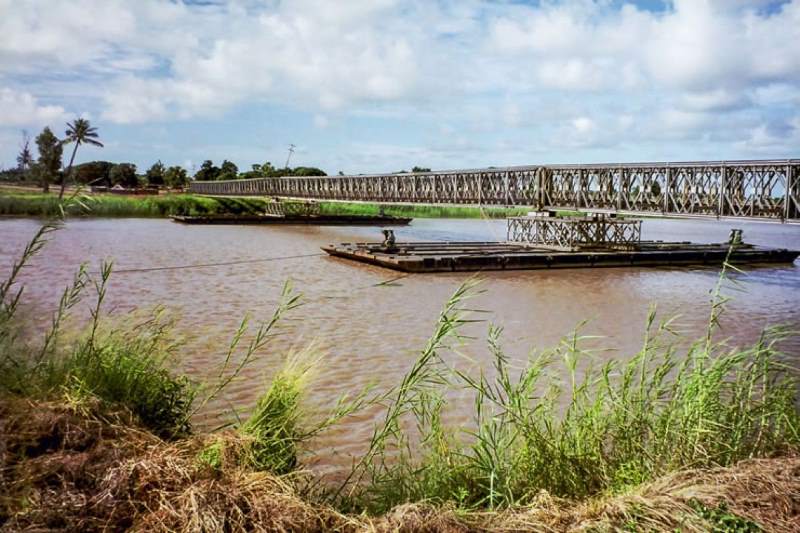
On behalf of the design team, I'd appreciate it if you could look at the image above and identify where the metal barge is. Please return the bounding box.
[171,200,411,225]
[171,214,412,225]
[321,240,799,273]
[321,213,799,273]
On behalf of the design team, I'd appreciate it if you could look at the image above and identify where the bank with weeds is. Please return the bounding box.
[1,203,799,531]
[0,188,538,219]
[317,200,532,219]
[0,189,270,218]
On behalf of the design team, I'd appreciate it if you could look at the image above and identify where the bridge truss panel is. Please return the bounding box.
[189,160,800,222]
[507,216,642,250]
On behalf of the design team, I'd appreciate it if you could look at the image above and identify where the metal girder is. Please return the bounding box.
[189,159,800,222]
[507,215,642,251]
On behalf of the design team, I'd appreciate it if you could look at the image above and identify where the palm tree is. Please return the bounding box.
[59,118,103,199]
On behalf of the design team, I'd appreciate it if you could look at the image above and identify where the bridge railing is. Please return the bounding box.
[190,159,800,222]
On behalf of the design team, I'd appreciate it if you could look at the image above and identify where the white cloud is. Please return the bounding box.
[679,89,750,112]
[95,1,429,122]
[735,116,800,155]
[1,0,799,168]
[572,117,595,134]
[487,0,800,93]
[0,87,67,126]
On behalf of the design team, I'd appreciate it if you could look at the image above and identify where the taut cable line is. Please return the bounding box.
[108,252,326,275]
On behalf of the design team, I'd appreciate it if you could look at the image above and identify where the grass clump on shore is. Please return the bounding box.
[0,218,196,437]
[0,189,270,218]
[0,204,297,439]
[239,347,319,473]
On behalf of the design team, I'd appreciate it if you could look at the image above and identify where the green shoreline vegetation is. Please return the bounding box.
[317,200,532,219]
[0,188,272,218]
[1,201,799,531]
[0,188,534,219]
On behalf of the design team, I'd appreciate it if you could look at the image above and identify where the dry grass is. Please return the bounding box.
[2,397,798,532]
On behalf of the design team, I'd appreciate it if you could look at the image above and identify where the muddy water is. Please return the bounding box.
[2,217,799,475]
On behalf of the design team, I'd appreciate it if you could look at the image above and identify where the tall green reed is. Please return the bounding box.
[0,194,296,438]
[342,274,799,514]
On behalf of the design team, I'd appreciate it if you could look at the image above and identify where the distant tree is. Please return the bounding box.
[109,163,138,188]
[164,165,189,189]
[60,118,103,199]
[238,165,262,180]
[250,161,291,178]
[236,162,328,179]
[291,166,326,176]
[34,127,62,193]
[261,162,278,176]
[72,161,114,185]
[338,171,345,176]
[16,131,34,180]
[411,166,431,173]
[0,168,24,182]
[218,160,238,180]
[145,160,166,186]
[194,160,220,181]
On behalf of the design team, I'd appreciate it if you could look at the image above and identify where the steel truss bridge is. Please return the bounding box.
[190,159,800,222]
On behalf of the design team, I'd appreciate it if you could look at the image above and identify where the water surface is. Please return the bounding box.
[2,216,798,475]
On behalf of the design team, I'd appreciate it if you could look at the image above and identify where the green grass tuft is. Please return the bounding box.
[197,439,225,470]
[689,499,762,532]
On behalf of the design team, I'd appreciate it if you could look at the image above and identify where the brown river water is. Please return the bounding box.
[1,216,799,477]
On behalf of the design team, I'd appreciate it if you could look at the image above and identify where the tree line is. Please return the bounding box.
[5,118,433,193]
[193,160,327,181]
[5,118,104,198]
[4,120,328,192]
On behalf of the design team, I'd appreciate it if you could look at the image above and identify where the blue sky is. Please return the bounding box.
[1,0,798,176]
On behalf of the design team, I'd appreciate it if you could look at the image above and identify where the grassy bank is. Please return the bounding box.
[316,200,533,218]
[2,397,793,531]
[0,188,539,219]
[1,208,799,531]
[0,189,270,218]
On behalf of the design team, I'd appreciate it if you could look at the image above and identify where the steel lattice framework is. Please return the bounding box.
[190,159,800,222]
[507,215,642,250]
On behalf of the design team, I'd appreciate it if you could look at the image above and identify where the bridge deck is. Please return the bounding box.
[191,159,800,222]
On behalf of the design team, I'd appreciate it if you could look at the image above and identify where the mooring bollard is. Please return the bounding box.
[381,229,398,253]
[728,228,743,245]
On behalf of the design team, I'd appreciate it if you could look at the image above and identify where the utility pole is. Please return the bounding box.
[284,144,296,169]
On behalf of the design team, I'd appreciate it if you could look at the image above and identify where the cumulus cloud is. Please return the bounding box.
[1,0,799,169]
[97,1,430,122]
[488,0,800,92]
[0,87,67,126]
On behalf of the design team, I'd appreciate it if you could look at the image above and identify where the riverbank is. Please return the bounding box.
[0,188,270,218]
[0,188,534,219]
[316,200,532,218]
[2,396,794,532]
